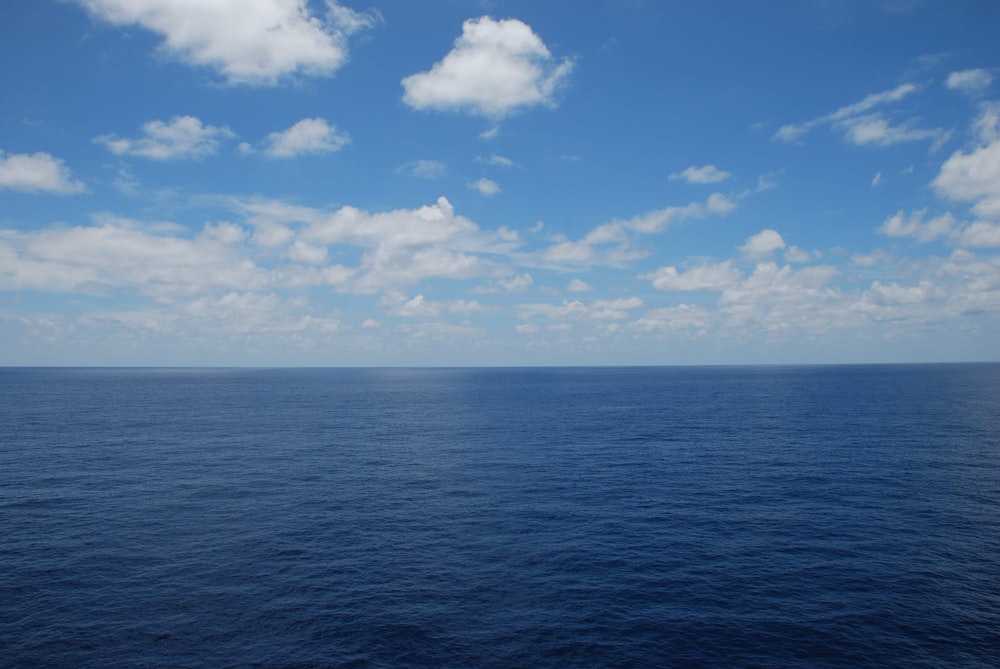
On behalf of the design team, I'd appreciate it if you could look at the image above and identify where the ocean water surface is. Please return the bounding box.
[1,365,999,667]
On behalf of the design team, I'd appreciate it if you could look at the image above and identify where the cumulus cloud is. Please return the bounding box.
[934,106,1000,220]
[629,304,713,334]
[0,195,514,309]
[498,273,532,292]
[878,210,956,243]
[643,261,742,291]
[719,262,842,334]
[956,221,1000,248]
[517,297,643,322]
[669,164,731,184]
[740,229,786,260]
[380,292,488,318]
[0,217,265,297]
[469,178,501,196]
[784,245,814,263]
[543,195,730,267]
[946,69,993,95]
[260,118,350,158]
[401,16,573,118]
[95,115,235,160]
[240,195,490,292]
[566,278,593,292]
[75,0,378,85]
[0,150,85,194]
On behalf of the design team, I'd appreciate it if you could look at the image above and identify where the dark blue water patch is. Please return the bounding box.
[1,364,999,667]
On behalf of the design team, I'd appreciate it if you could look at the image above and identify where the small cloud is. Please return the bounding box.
[878,209,956,243]
[499,273,533,292]
[669,164,731,184]
[946,69,993,95]
[706,193,737,215]
[261,118,349,158]
[95,115,235,160]
[740,229,786,260]
[469,178,500,196]
[485,154,513,167]
[362,318,381,329]
[401,16,573,118]
[642,261,742,291]
[0,150,85,194]
[516,323,539,334]
[784,245,813,263]
[398,159,446,179]
[756,174,779,191]
[872,171,883,186]
[566,278,593,292]
[851,249,891,267]
[480,126,500,140]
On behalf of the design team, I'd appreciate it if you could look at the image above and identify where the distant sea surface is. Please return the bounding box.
[2,365,999,668]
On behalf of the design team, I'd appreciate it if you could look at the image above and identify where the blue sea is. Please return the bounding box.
[2,365,999,668]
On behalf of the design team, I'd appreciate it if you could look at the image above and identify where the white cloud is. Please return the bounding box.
[629,304,713,334]
[243,195,490,292]
[837,114,950,146]
[872,171,883,186]
[485,154,514,167]
[740,229,786,260]
[398,159,446,179]
[75,0,378,85]
[851,249,891,267]
[542,196,726,267]
[643,260,742,291]
[878,210,956,243]
[669,164,731,184]
[784,245,813,263]
[706,193,737,215]
[498,273,532,292]
[837,114,948,148]
[933,107,1000,220]
[0,150,85,194]
[261,118,349,158]
[773,83,920,143]
[517,297,643,322]
[946,69,993,95]
[0,218,265,297]
[469,178,500,196]
[95,115,234,160]
[566,278,592,292]
[286,240,328,265]
[719,262,842,334]
[401,16,573,118]
[957,221,1000,248]
[380,292,488,318]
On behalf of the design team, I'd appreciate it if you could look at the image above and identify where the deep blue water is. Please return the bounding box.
[2,365,999,668]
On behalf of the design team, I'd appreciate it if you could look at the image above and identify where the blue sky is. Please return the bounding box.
[1,0,999,365]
